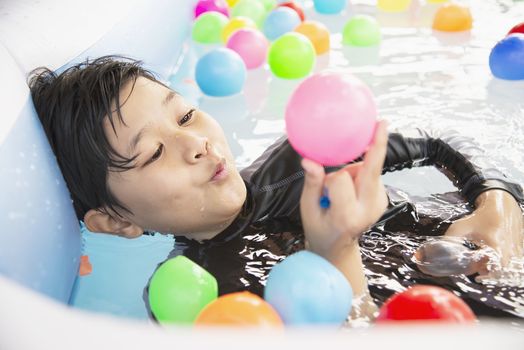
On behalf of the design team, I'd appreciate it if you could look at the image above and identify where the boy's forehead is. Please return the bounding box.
[105,77,168,139]
[120,76,166,101]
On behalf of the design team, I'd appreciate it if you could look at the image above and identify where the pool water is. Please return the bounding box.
[71,0,524,323]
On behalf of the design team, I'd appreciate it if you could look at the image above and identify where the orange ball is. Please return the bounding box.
[194,291,284,327]
[432,3,472,32]
[294,20,330,55]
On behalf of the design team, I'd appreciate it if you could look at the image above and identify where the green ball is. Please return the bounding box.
[192,12,229,44]
[342,15,381,47]
[258,0,276,12]
[268,32,316,79]
[232,0,267,27]
[148,256,218,324]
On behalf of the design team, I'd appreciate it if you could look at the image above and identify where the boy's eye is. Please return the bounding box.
[179,108,196,126]
[145,144,163,165]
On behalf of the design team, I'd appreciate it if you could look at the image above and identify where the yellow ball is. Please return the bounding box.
[222,16,258,43]
[226,0,240,7]
[432,3,472,32]
[377,0,411,12]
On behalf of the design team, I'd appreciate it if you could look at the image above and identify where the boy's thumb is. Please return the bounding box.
[301,158,324,204]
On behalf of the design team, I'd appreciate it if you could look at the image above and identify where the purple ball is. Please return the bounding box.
[195,0,229,18]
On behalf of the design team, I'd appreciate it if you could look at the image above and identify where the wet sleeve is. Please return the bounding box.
[382,129,524,206]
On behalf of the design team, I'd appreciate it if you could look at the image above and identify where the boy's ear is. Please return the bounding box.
[84,208,143,239]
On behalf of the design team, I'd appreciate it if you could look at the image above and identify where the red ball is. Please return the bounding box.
[376,285,476,323]
[278,2,305,21]
[508,22,524,35]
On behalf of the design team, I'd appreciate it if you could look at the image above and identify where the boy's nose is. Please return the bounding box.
[178,132,209,164]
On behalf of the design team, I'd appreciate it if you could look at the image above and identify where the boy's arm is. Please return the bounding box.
[382,128,524,205]
[383,129,524,265]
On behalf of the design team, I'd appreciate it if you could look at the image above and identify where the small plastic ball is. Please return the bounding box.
[432,3,472,32]
[259,0,277,12]
[226,28,269,69]
[508,22,524,36]
[295,20,330,55]
[264,251,353,325]
[195,0,230,18]
[222,16,258,42]
[278,1,305,21]
[148,256,218,324]
[489,34,524,81]
[268,32,316,79]
[342,15,381,47]
[195,291,284,327]
[285,72,377,166]
[195,48,247,96]
[377,0,411,12]
[376,285,477,323]
[226,0,240,6]
[192,12,229,44]
[263,7,301,41]
[231,0,266,27]
[313,0,347,14]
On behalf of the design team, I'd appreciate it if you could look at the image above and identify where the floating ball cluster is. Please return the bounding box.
[150,256,477,327]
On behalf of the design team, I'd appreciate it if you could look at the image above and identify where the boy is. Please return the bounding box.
[29,57,524,316]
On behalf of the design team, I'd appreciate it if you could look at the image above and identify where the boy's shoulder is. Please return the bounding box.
[240,136,304,191]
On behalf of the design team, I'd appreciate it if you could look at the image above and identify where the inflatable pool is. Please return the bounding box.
[1,0,524,347]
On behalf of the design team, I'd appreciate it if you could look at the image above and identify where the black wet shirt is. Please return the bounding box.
[148,130,524,318]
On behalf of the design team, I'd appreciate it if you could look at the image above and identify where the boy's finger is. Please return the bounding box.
[325,170,357,214]
[362,120,388,178]
[300,158,326,219]
[341,162,363,180]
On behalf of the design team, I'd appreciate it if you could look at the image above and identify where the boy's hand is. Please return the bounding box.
[299,121,389,260]
[445,189,524,267]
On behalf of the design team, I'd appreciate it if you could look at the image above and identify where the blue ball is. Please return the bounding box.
[264,250,353,325]
[313,0,347,14]
[195,48,247,97]
[263,7,302,41]
[489,34,524,81]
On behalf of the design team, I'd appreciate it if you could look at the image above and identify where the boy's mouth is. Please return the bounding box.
[211,159,228,182]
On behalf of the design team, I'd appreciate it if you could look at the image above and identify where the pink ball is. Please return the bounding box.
[195,0,229,18]
[285,72,377,166]
[226,29,269,69]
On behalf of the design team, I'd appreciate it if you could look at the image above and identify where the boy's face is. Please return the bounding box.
[103,77,247,239]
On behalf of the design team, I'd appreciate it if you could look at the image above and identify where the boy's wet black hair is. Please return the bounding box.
[28,56,162,220]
